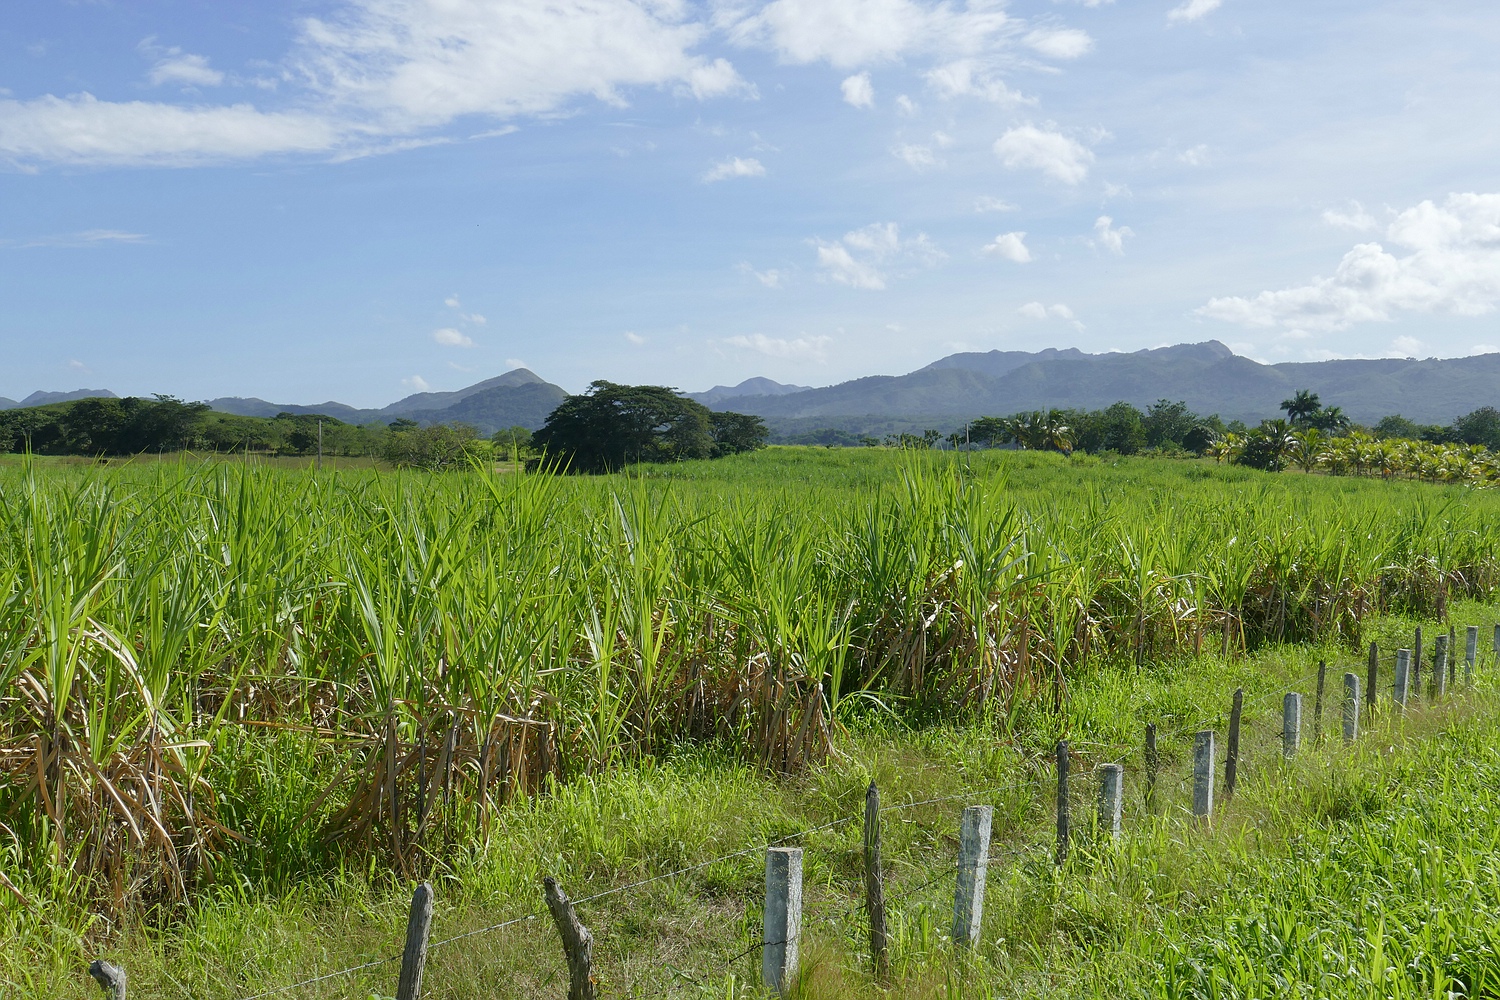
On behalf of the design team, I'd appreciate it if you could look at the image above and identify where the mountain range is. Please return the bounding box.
[5,342,1498,435]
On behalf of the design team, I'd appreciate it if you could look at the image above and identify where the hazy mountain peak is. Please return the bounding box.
[19,389,119,407]
[688,376,813,408]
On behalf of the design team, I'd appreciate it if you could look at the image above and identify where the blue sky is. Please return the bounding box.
[3,0,1500,406]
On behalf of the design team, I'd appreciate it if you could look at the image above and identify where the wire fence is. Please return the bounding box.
[90,628,1500,1000]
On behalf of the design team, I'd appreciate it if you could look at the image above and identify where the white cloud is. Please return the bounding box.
[841,72,874,108]
[1199,192,1500,332]
[3,0,752,168]
[7,228,148,248]
[1017,301,1082,328]
[433,327,475,347]
[68,359,88,371]
[403,374,432,391]
[891,142,937,169]
[1390,335,1423,356]
[812,221,944,290]
[724,0,1011,70]
[624,331,646,345]
[982,231,1031,263]
[703,156,766,182]
[924,60,1029,105]
[973,195,1015,213]
[504,357,528,369]
[723,333,832,360]
[993,123,1093,184]
[1023,28,1093,60]
[738,262,784,287]
[894,94,919,116]
[148,51,225,88]
[1177,143,1209,166]
[444,294,462,308]
[1168,0,1223,23]
[1322,200,1378,232]
[1092,215,1133,254]
[1472,343,1499,355]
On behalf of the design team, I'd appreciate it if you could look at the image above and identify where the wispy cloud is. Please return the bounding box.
[812,222,944,290]
[1092,215,1133,254]
[433,327,475,347]
[703,156,765,182]
[6,229,149,249]
[1168,0,1223,23]
[723,333,832,360]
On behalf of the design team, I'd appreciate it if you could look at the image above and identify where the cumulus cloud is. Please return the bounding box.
[891,142,937,169]
[433,327,475,347]
[812,221,944,290]
[973,195,1015,213]
[723,0,1011,70]
[624,331,646,345]
[1092,215,1133,254]
[1168,0,1222,23]
[724,333,832,360]
[146,46,226,88]
[924,60,1029,105]
[894,94,919,116]
[982,231,1031,262]
[703,156,766,181]
[1018,301,1083,328]
[993,123,1093,184]
[1023,28,1093,60]
[1322,200,1378,232]
[841,72,874,108]
[1199,192,1500,333]
[1177,144,1208,166]
[403,374,432,391]
[2,0,752,167]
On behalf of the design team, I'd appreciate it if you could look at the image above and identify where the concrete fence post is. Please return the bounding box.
[1097,764,1123,838]
[1225,688,1243,800]
[1282,693,1302,759]
[1342,673,1360,742]
[1192,731,1215,822]
[1366,642,1378,711]
[952,805,993,948]
[1466,625,1479,685]
[1313,661,1327,743]
[1055,741,1070,865]
[1433,633,1448,699]
[1394,648,1411,710]
[763,848,803,995]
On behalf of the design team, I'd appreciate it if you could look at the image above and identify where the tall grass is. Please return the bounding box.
[1,449,1498,916]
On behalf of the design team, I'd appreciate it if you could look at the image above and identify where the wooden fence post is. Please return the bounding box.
[1366,642,1378,711]
[1144,724,1158,814]
[1097,764,1123,838]
[863,782,888,979]
[543,877,596,1000]
[1192,731,1215,822]
[1433,633,1448,700]
[1394,648,1411,710]
[1413,627,1423,696]
[1225,688,1243,801]
[1342,673,1360,742]
[953,805,993,947]
[1449,626,1458,687]
[1493,623,1499,657]
[762,848,803,995]
[1055,741,1070,865]
[1282,693,1302,759]
[88,961,126,1000]
[396,883,434,1000]
[1313,662,1327,743]
[1466,625,1479,685]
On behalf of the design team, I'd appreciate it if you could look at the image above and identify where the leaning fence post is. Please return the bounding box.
[1055,741,1070,865]
[1466,625,1479,684]
[1144,724,1158,814]
[396,882,434,1000]
[1394,648,1411,710]
[1097,764,1123,838]
[1342,673,1360,742]
[763,847,803,995]
[1282,693,1302,759]
[863,782,888,979]
[1366,642,1378,711]
[1193,731,1215,823]
[1433,633,1448,700]
[89,961,126,1000]
[1313,662,1327,742]
[953,805,993,947]
[1225,688,1243,801]
[543,877,596,1000]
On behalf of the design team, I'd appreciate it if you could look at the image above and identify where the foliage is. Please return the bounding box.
[382,422,481,470]
[707,410,769,455]
[532,381,725,472]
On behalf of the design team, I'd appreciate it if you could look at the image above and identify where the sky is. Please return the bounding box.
[3,0,1500,406]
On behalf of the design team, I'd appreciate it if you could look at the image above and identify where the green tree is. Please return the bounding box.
[1235,419,1296,472]
[1280,389,1322,426]
[491,425,534,465]
[1450,406,1500,450]
[708,411,769,456]
[383,423,480,471]
[1143,399,1198,449]
[532,381,716,473]
[967,416,1012,448]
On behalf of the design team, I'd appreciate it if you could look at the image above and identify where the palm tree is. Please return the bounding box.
[1280,389,1322,426]
[1289,428,1327,473]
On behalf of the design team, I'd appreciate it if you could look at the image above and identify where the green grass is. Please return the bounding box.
[4,448,1500,997]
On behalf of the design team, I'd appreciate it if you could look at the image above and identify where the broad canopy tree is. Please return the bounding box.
[532,381,767,473]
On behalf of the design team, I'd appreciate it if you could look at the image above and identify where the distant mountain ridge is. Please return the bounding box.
[687,377,810,408]
[0,388,120,410]
[715,342,1500,428]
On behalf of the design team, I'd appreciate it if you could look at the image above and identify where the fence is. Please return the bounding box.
[85,623,1500,999]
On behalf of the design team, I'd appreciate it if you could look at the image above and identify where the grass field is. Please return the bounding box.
[3,447,1499,997]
